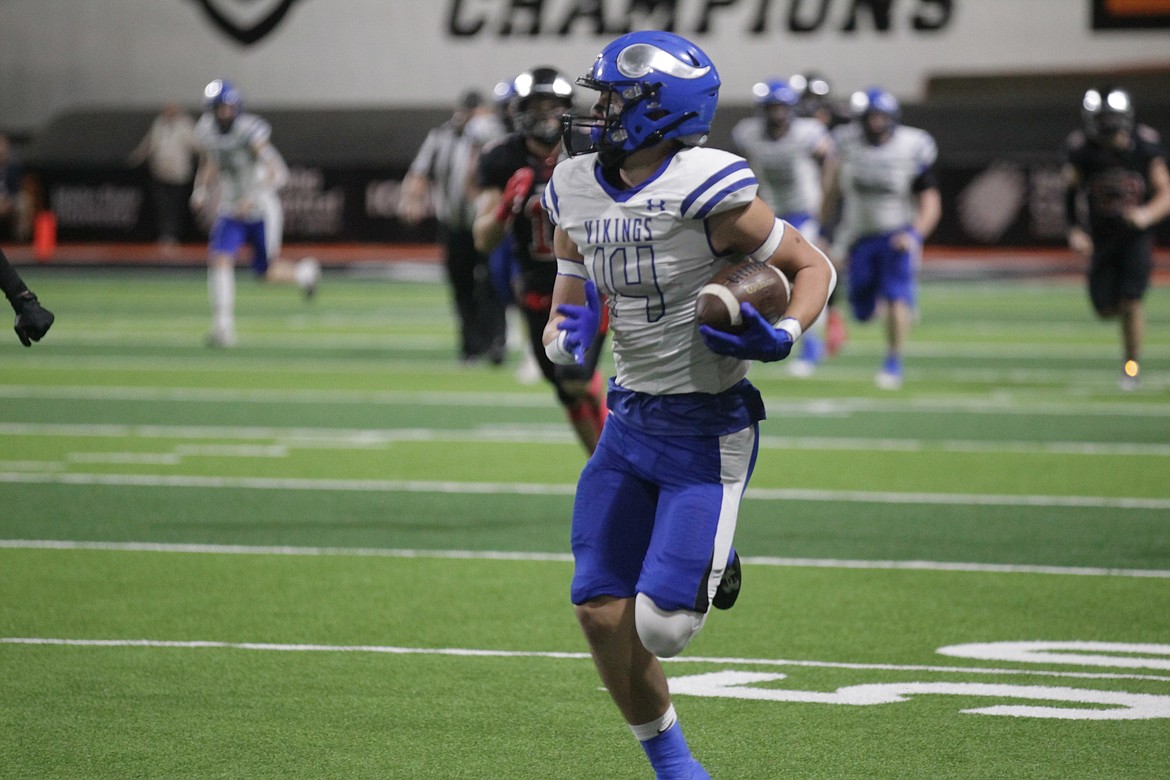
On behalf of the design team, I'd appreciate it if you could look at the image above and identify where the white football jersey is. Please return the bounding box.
[543,146,763,395]
[194,112,272,220]
[832,123,937,245]
[731,116,829,218]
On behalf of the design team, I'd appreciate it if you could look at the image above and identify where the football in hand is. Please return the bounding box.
[695,259,791,333]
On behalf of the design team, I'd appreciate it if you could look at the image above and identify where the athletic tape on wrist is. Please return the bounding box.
[776,317,803,342]
[544,330,577,365]
[556,258,587,279]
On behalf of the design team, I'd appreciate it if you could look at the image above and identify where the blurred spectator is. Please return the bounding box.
[129,102,198,252]
[400,89,507,365]
[0,135,33,242]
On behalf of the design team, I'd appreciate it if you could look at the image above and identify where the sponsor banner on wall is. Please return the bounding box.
[938,160,1170,247]
[35,158,1170,247]
[36,166,436,244]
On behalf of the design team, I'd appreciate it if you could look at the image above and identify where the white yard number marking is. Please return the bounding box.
[937,641,1170,671]
[669,642,1170,720]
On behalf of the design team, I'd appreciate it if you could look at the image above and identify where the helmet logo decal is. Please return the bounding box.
[616,44,710,80]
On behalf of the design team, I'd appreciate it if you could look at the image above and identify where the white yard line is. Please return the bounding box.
[2,539,1168,579]
[3,422,1170,456]
[2,636,1168,684]
[1,470,1167,510]
[2,385,1170,417]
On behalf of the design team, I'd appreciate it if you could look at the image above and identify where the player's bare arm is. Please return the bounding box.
[472,187,505,253]
[542,225,586,346]
[912,186,942,239]
[190,153,216,213]
[1127,156,1170,230]
[1062,163,1093,256]
[708,197,835,331]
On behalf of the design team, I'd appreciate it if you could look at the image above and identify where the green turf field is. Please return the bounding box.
[2,267,1168,779]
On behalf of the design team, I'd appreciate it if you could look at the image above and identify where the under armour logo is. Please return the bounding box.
[189,0,303,46]
[646,199,667,212]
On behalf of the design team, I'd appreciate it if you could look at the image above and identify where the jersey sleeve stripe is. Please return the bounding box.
[693,178,757,219]
[678,161,758,218]
[542,178,560,225]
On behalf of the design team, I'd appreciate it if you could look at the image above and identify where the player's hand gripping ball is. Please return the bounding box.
[694,259,790,333]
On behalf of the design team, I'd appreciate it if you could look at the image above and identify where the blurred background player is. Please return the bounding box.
[128,102,198,254]
[545,31,836,780]
[469,76,544,384]
[473,66,607,454]
[1,246,54,346]
[792,72,850,356]
[822,87,941,390]
[1064,85,1170,391]
[791,72,851,131]
[191,79,316,347]
[254,141,321,298]
[732,78,835,376]
[400,89,507,365]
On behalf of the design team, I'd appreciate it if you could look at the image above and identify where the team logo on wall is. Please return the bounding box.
[190,0,303,45]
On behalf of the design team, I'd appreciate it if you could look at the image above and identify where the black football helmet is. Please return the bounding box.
[513,67,575,145]
[1082,85,1134,142]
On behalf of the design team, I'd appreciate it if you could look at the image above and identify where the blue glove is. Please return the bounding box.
[556,279,601,365]
[700,302,796,362]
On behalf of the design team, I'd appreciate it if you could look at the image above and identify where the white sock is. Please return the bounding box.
[209,264,235,333]
[630,704,678,742]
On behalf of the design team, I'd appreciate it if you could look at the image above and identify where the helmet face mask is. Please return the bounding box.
[513,67,575,146]
[1082,86,1134,143]
[850,87,899,144]
[753,79,799,133]
[562,31,720,170]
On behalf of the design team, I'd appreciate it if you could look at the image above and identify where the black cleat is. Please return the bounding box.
[712,551,741,610]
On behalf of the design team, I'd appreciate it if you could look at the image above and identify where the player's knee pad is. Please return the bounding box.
[635,592,707,659]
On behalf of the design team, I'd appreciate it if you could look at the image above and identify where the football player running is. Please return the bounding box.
[821,87,941,389]
[732,77,836,376]
[1064,86,1170,390]
[541,32,835,779]
[191,80,315,347]
[473,67,608,453]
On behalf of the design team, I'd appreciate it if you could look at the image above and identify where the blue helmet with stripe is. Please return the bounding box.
[202,79,243,112]
[850,87,900,121]
[563,31,720,168]
[752,78,799,107]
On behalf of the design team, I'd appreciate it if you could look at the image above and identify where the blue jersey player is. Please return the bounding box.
[542,32,836,779]
[191,79,287,347]
[822,87,941,389]
[732,77,836,376]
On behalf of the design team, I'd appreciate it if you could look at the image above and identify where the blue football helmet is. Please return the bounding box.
[562,31,720,168]
[850,87,900,121]
[202,79,243,111]
[851,87,900,143]
[203,79,243,133]
[752,78,799,107]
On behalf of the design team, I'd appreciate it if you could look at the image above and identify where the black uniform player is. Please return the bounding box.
[1064,86,1170,390]
[1,247,54,347]
[473,67,608,453]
